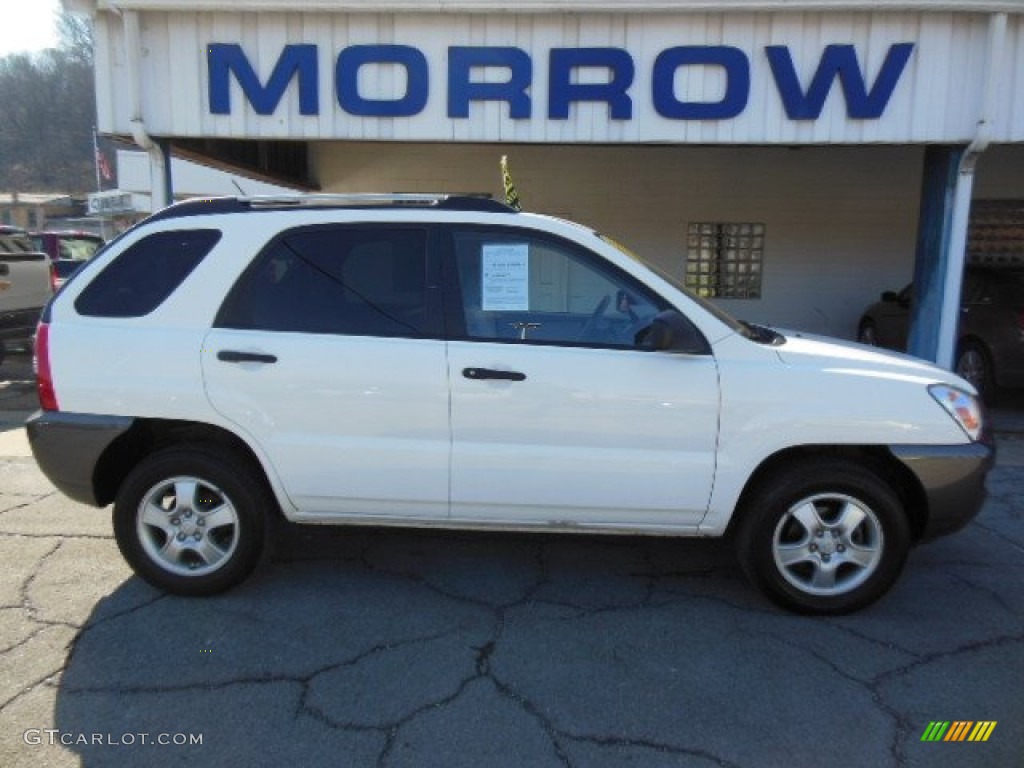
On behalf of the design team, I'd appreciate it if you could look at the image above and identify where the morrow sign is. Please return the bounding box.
[208,43,916,122]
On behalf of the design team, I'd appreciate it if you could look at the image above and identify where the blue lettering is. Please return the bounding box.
[652,46,749,120]
[208,43,318,116]
[448,47,532,119]
[549,48,634,120]
[767,43,915,120]
[337,45,429,117]
[206,41,915,125]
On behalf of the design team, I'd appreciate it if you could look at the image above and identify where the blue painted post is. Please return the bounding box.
[907,145,968,365]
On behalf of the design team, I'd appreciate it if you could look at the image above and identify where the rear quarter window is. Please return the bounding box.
[74,229,221,318]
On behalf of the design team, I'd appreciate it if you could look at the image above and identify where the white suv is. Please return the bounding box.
[27,194,993,614]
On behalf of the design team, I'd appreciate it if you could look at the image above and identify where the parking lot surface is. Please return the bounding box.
[1,349,1022,767]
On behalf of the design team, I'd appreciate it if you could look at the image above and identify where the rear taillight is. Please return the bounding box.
[35,323,59,411]
[48,262,58,293]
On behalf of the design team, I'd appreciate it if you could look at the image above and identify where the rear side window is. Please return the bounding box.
[75,230,220,318]
[216,226,434,337]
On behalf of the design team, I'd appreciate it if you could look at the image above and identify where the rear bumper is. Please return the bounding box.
[26,411,134,506]
[888,441,995,541]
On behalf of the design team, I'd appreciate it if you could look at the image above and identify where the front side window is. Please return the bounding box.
[216,226,434,338]
[451,229,667,348]
[75,229,220,318]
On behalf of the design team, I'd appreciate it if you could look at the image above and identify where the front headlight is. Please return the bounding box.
[928,384,984,442]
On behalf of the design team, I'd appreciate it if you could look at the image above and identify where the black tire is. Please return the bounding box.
[113,446,272,596]
[735,459,910,615]
[955,340,996,405]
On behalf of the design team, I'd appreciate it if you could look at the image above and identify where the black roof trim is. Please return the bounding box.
[143,197,249,224]
[142,194,518,225]
[435,196,517,213]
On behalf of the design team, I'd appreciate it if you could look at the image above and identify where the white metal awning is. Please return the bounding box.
[67,1,1024,13]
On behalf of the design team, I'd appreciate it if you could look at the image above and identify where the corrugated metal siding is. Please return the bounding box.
[94,10,1024,143]
[87,1,1024,13]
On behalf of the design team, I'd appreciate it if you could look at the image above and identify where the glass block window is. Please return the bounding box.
[685,222,765,299]
[967,200,1024,267]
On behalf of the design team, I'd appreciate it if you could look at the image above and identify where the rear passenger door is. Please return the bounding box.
[202,225,450,520]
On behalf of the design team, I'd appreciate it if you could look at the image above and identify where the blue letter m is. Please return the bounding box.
[767,43,914,120]
[209,43,319,116]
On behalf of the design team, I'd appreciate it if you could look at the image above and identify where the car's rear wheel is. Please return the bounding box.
[113,447,271,595]
[736,459,910,614]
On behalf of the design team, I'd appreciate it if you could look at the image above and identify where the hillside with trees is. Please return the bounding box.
[0,11,95,194]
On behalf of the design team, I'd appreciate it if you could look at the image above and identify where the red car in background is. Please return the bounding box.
[30,230,104,262]
[30,230,105,291]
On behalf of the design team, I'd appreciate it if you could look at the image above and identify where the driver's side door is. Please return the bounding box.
[444,227,719,529]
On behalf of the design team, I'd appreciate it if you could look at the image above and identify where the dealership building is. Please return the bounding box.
[71,0,1024,364]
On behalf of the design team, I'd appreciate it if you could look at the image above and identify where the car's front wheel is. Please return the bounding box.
[955,340,995,404]
[857,319,878,346]
[735,459,910,614]
[113,447,272,595]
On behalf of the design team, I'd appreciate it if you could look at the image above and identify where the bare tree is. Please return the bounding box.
[0,9,96,194]
[58,10,94,66]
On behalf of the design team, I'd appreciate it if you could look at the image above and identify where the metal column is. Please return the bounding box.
[907,145,974,370]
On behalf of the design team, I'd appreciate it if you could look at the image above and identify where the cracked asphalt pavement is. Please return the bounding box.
[1,348,1022,767]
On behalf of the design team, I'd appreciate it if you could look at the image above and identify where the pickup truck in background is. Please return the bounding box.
[0,225,53,366]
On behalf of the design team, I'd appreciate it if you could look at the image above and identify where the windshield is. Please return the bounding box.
[597,232,755,338]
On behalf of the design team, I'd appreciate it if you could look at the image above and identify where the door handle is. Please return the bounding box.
[462,367,526,382]
[217,350,278,364]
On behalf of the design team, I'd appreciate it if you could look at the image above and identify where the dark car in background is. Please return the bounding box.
[857,266,1024,402]
[50,258,87,291]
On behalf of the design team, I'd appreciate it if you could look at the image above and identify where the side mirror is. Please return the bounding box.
[881,290,899,302]
[641,310,711,354]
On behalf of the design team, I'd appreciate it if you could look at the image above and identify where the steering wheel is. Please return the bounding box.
[576,294,611,341]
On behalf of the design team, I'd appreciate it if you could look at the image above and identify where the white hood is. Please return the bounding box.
[773,331,973,391]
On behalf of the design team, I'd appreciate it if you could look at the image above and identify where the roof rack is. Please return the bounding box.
[144,193,517,224]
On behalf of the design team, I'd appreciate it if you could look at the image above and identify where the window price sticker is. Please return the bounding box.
[481,243,529,311]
